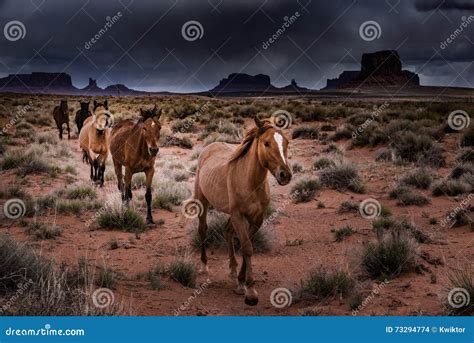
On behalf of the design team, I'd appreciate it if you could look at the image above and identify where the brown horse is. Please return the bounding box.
[79,101,111,187]
[109,105,162,225]
[193,116,292,305]
[52,100,70,140]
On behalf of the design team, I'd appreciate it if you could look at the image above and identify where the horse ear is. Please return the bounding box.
[104,100,108,109]
[93,100,98,109]
[254,115,264,128]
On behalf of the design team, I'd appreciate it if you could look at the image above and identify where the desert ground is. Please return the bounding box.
[0,92,473,316]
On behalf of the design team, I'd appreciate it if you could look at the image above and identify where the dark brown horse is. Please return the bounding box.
[52,100,70,140]
[109,105,162,225]
[193,116,292,305]
[75,101,91,134]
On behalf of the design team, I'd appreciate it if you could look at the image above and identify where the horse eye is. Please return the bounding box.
[264,142,270,147]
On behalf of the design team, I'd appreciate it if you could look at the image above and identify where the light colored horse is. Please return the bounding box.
[194,116,292,305]
[109,105,162,225]
[79,101,111,187]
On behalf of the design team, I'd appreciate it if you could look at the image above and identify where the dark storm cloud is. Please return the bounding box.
[415,0,474,12]
[0,0,472,92]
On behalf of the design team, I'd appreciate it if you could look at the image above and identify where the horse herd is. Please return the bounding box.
[51,99,292,306]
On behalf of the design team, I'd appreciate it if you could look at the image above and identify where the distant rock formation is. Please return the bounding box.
[209,73,310,94]
[325,50,419,89]
[0,72,76,93]
[0,72,149,96]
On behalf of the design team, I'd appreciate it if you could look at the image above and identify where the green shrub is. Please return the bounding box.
[291,178,321,203]
[299,267,354,299]
[401,169,432,189]
[333,226,355,242]
[362,236,416,279]
[432,180,471,196]
[168,259,197,287]
[319,162,365,193]
[292,125,319,140]
[98,206,145,234]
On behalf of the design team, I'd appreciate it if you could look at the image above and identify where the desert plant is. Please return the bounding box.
[333,226,355,242]
[98,206,145,234]
[432,180,471,196]
[292,125,319,139]
[446,265,473,315]
[319,162,365,193]
[299,267,354,299]
[152,181,191,210]
[401,169,432,189]
[168,259,197,287]
[290,178,321,203]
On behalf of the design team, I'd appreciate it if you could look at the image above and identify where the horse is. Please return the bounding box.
[193,116,292,306]
[52,100,70,140]
[79,101,111,187]
[75,101,92,134]
[109,105,162,225]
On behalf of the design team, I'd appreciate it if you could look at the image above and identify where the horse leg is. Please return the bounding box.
[89,161,94,182]
[113,160,124,197]
[231,212,258,305]
[145,167,155,225]
[124,167,133,206]
[99,162,105,187]
[66,120,71,140]
[59,124,63,140]
[225,219,239,285]
[195,185,209,273]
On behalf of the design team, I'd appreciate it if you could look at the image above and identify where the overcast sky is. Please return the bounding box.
[0,0,473,92]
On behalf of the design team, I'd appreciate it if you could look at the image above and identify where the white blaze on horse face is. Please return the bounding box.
[273,132,287,165]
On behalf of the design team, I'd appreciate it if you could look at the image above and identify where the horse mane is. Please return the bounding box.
[229,120,274,163]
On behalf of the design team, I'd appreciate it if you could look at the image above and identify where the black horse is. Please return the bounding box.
[75,101,92,134]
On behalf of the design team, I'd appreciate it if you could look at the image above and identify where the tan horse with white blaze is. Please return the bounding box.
[193,116,292,306]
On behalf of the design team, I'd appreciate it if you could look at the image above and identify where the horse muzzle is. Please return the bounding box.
[275,168,292,186]
[96,128,105,135]
[148,147,159,157]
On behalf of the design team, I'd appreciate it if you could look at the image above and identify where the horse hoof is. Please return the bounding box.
[244,296,259,306]
[233,284,246,295]
[199,263,209,275]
